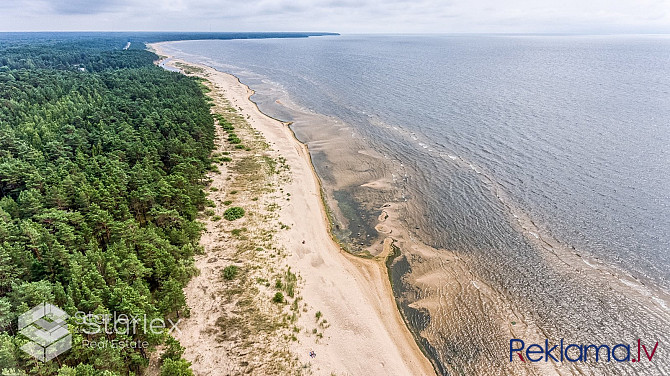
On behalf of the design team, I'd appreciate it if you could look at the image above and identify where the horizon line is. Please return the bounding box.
[1,30,670,36]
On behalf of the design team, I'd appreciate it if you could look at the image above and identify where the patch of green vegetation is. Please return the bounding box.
[161,358,194,376]
[228,134,242,144]
[272,292,285,303]
[263,156,278,174]
[222,265,239,280]
[274,268,297,298]
[284,270,297,297]
[231,227,247,236]
[267,203,280,212]
[175,61,205,74]
[278,156,290,171]
[224,206,245,221]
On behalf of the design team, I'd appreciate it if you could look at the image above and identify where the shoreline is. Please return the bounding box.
[149,42,436,375]
[146,39,670,376]
[149,41,569,376]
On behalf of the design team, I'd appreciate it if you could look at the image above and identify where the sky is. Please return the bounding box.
[1,0,669,34]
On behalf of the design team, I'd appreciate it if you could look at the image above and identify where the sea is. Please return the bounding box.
[157,35,670,375]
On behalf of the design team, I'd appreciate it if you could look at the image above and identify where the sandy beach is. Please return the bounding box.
[149,42,435,376]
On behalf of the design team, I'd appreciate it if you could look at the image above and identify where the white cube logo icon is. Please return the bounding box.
[18,303,71,362]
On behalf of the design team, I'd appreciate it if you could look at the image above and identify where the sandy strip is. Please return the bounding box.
[149,42,436,376]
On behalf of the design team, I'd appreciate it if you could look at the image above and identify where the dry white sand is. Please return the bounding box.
[149,42,435,376]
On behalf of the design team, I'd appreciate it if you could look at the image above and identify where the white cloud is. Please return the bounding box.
[0,0,668,33]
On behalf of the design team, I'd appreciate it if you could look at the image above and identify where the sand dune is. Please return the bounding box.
[149,42,435,376]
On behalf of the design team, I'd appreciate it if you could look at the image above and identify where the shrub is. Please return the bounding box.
[272,292,284,303]
[161,358,193,376]
[231,228,246,236]
[161,336,185,361]
[223,200,232,205]
[211,215,221,221]
[223,207,245,221]
[222,265,239,280]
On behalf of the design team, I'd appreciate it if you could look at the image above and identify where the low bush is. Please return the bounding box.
[272,292,284,303]
[224,207,245,221]
[223,265,239,280]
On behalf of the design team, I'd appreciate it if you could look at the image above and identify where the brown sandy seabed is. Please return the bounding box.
[290,109,670,375]
[149,43,670,376]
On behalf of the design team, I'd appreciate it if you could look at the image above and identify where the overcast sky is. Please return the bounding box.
[1,0,669,33]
